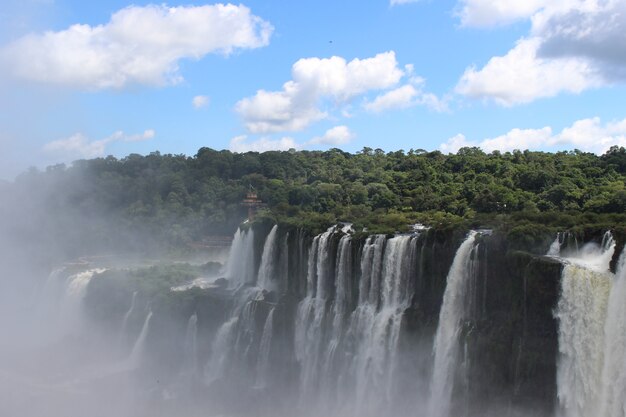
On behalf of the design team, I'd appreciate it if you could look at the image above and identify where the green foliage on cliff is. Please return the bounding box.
[6,145,626,250]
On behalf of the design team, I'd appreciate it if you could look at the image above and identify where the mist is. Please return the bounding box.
[0,165,625,417]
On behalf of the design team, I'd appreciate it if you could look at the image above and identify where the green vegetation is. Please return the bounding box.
[6,145,626,252]
[85,263,216,322]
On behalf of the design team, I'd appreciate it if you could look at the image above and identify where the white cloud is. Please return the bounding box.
[44,129,154,158]
[479,127,553,152]
[535,1,626,82]
[554,117,626,152]
[457,0,547,27]
[365,82,449,112]
[229,125,357,152]
[440,133,474,153]
[309,125,355,145]
[1,4,272,89]
[365,85,418,112]
[192,95,210,109]
[456,38,600,106]
[236,51,404,133]
[440,117,626,154]
[229,135,298,153]
[455,0,626,105]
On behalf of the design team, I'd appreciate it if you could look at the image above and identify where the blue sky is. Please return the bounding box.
[1,0,626,178]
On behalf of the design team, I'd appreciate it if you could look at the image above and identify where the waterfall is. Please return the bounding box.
[319,234,352,404]
[294,227,335,400]
[548,233,563,256]
[349,235,415,414]
[59,268,106,335]
[205,225,273,384]
[205,286,261,382]
[255,307,275,389]
[599,250,626,417]
[556,264,612,417]
[429,231,478,417]
[119,291,138,346]
[183,313,198,373]
[224,227,256,287]
[553,231,617,417]
[129,309,153,368]
[358,235,386,306]
[290,228,425,415]
[206,316,240,383]
[258,225,279,291]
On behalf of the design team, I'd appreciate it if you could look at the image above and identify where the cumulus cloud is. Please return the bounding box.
[309,125,355,145]
[229,135,298,153]
[365,82,449,112]
[229,125,356,153]
[236,51,404,133]
[455,0,626,105]
[1,4,273,89]
[364,85,419,112]
[456,38,600,106]
[456,0,547,27]
[440,117,626,154]
[192,95,210,109]
[44,129,154,158]
[536,1,626,82]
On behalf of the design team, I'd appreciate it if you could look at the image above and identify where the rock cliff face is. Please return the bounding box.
[82,223,621,417]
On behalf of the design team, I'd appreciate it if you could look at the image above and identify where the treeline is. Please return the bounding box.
[3,145,626,253]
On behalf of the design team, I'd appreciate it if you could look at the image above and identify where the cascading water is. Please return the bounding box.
[599,249,626,417]
[429,231,478,417]
[553,232,619,417]
[205,224,269,384]
[258,225,279,291]
[289,228,428,416]
[294,227,338,404]
[31,223,623,417]
[119,290,138,347]
[325,235,352,367]
[224,227,256,287]
[255,306,275,389]
[347,235,416,416]
[58,268,106,335]
[205,315,240,384]
[162,223,626,417]
[549,232,583,258]
[183,312,199,374]
[129,309,153,368]
[556,264,612,417]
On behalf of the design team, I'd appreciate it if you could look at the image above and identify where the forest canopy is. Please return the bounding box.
[3,146,626,255]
